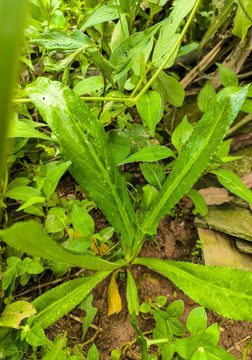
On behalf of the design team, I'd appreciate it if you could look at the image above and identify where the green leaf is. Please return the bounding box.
[162,343,174,360]
[110,16,175,75]
[201,323,219,347]
[107,130,131,166]
[168,318,185,336]
[210,169,252,204]
[171,115,193,154]
[32,272,110,329]
[152,0,196,67]
[87,343,99,360]
[1,220,121,271]
[72,204,94,237]
[166,300,184,319]
[186,307,207,335]
[17,196,46,211]
[25,323,48,346]
[8,177,30,189]
[241,99,252,113]
[187,189,207,216]
[137,91,162,136]
[140,86,249,235]
[133,257,252,321]
[41,334,67,360]
[119,146,175,166]
[44,207,68,233]
[26,77,138,256]
[6,186,41,201]
[126,269,139,315]
[8,120,51,140]
[79,294,97,340]
[216,63,239,87]
[43,160,71,198]
[80,5,123,30]
[73,77,104,96]
[197,80,216,113]
[154,71,185,107]
[140,163,166,190]
[232,0,252,40]
[204,346,236,360]
[0,301,36,329]
[140,184,159,213]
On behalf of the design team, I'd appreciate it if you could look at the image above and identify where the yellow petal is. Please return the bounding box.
[107,271,122,316]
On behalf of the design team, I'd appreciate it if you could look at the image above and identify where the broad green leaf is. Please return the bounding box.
[107,130,131,166]
[8,177,30,189]
[32,272,110,329]
[0,328,17,358]
[197,80,216,113]
[80,5,123,30]
[126,269,139,315]
[137,91,162,136]
[30,29,94,50]
[162,343,174,360]
[0,221,121,271]
[186,307,207,335]
[187,189,207,216]
[140,86,248,235]
[152,0,196,66]
[73,77,104,96]
[201,323,219,347]
[232,0,252,40]
[6,186,41,201]
[0,0,26,181]
[241,99,252,113]
[216,63,238,87]
[171,115,193,154]
[0,301,36,329]
[72,204,94,237]
[8,120,51,140]
[87,343,99,360]
[26,77,138,255]
[140,163,166,190]
[175,336,203,360]
[110,16,176,75]
[210,169,252,204]
[153,71,185,107]
[31,30,115,82]
[44,207,68,233]
[25,323,47,346]
[204,346,236,360]
[133,257,252,321]
[119,146,175,166]
[43,160,71,198]
[166,300,184,319]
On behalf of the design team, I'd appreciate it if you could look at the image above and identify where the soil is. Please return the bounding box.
[43,197,252,360]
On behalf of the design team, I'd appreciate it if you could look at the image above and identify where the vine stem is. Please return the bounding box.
[12,0,201,108]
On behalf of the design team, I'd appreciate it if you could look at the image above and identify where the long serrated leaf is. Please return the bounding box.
[26,78,138,255]
[32,272,110,329]
[0,220,120,271]
[133,257,252,321]
[140,86,248,236]
[118,146,175,166]
[210,169,252,204]
[80,5,123,30]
